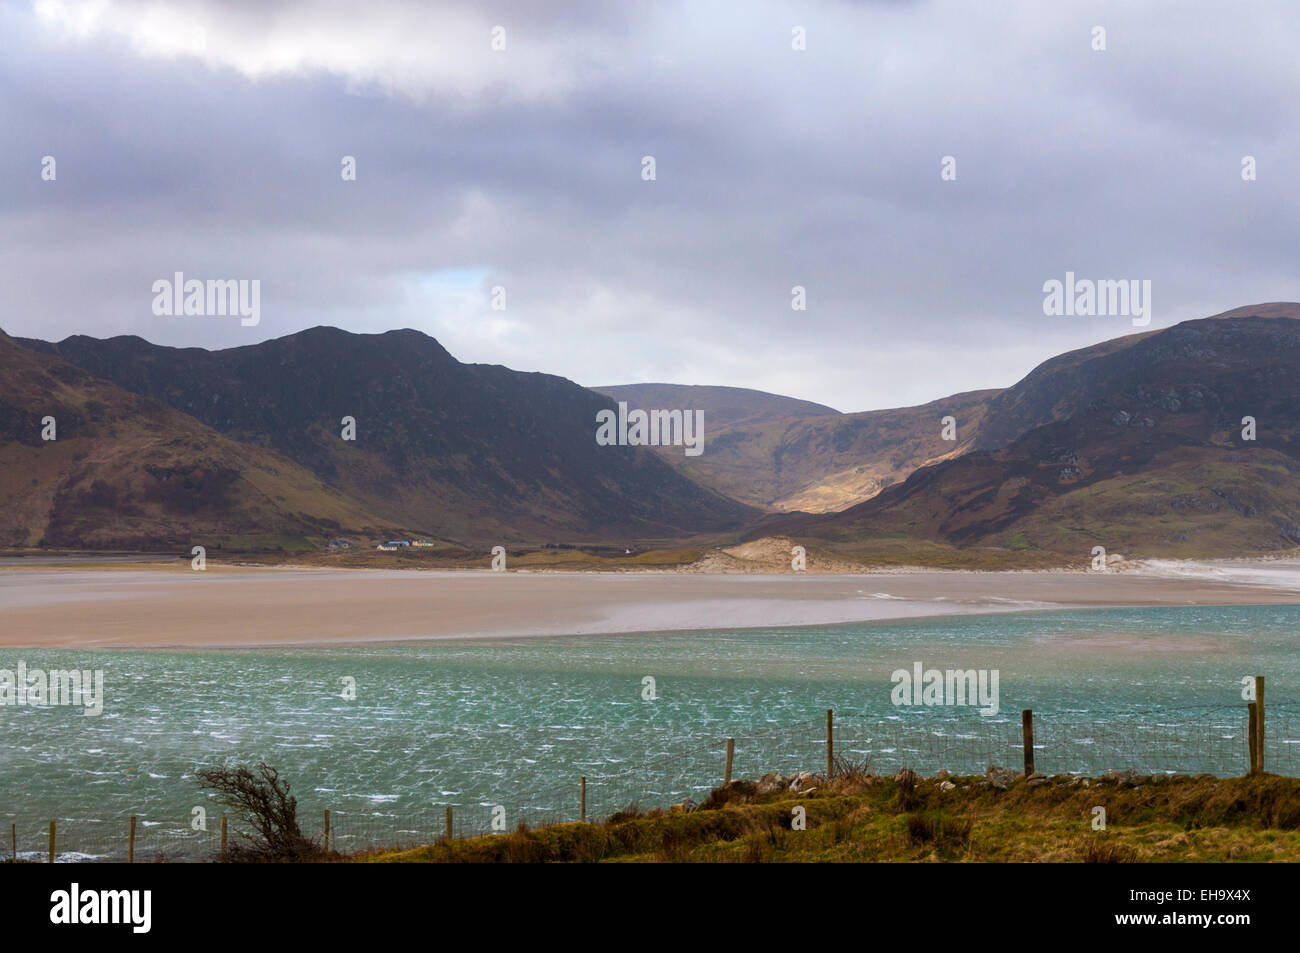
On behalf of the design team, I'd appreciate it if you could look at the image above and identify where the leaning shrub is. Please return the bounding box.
[197,762,324,862]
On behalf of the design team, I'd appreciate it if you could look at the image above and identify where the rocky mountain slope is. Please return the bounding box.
[17,327,757,545]
[766,308,1300,559]
[0,330,402,550]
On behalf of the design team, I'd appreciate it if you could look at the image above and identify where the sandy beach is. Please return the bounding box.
[1,562,1298,649]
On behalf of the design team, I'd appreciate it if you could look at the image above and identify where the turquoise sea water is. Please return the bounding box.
[2,603,1297,860]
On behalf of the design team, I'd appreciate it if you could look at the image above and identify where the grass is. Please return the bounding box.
[357,772,1300,863]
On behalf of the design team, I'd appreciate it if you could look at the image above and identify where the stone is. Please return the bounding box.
[985,765,1018,790]
[939,780,956,792]
[788,771,817,793]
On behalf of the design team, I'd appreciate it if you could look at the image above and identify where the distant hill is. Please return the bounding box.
[659,388,1000,512]
[972,302,1300,452]
[11,304,1300,563]
[0,330,401,550]
[591,383,840,430]
[19,328,758,545]
[593,384,1008,514]
[766,307,1300,560]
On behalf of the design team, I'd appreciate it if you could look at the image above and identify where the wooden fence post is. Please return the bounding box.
[128,815,136,864]
[724,737,735,785]
[826,709,834,778]
[48,821,55,864]
[323,809,330,853]
[1248,703,1259,775]
[220,815,227,857]
[1022,709,1035,776]
[444,806,453,843]
[1255,675,1266,775]
[579,777,587,823]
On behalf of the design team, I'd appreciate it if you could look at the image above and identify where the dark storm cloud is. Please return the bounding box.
[2,0,1297,411]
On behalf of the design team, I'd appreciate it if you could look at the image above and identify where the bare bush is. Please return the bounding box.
[196,763,323,862]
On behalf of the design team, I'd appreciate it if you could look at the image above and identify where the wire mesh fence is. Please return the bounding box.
[9,704,1298,862]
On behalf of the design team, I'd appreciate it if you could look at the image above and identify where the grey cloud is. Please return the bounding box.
[2,0,1297,411]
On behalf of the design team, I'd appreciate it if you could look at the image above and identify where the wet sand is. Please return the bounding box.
[1,564,1297,649]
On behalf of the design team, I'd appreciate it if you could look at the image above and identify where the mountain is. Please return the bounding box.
[0,329,401,550]
[590,383,840,429]
[971,303,1300,452]
[13,305,1300,563]
[652,388,1000,513]
[767,307,1300,560]
[18,327,758,545]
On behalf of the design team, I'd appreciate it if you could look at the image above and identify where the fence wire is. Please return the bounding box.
[10,706,1298,862]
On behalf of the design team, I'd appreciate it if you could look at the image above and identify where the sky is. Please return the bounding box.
[2,0,1297,413]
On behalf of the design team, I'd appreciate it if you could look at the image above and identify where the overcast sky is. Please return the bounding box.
[2,0,1297,413]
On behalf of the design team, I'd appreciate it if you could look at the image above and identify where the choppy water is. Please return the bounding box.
[2,604,1297,860]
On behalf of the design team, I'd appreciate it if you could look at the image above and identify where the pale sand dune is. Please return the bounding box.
[0,565,1297,649]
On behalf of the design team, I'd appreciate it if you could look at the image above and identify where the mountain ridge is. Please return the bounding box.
[16,326,759,546]
[9,303,1300,562]
[762,307,1300,560]
[0,329,405,550]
